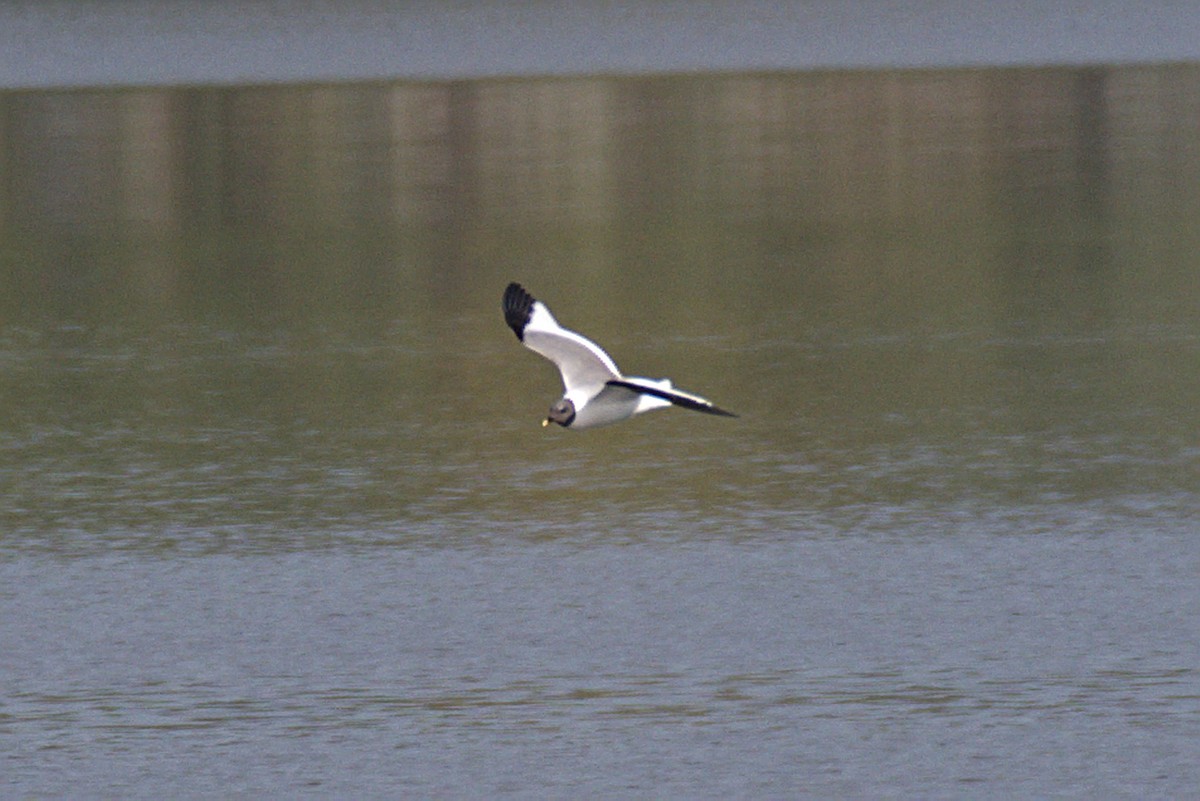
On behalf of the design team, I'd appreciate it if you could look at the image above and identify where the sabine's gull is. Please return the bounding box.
[503,282,737,429]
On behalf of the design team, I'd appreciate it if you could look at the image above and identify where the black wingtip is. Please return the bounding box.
[690,401,738,418]
[503,282,535,342]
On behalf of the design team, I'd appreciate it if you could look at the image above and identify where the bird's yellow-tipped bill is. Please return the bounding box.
[542,418,550,427]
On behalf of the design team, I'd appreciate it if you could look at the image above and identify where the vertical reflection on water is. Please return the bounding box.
[2,66,1197,318]
[0,65,1197,552]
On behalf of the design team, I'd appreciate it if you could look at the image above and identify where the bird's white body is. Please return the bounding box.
[503,283,735,430]
[562,378,674,429]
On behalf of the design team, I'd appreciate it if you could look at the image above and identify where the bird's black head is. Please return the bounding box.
[544,398,576,428]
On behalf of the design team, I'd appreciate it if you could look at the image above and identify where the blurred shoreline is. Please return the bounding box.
[3,1,1200,91]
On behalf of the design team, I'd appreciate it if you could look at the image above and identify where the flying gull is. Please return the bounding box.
[503,282,736,429]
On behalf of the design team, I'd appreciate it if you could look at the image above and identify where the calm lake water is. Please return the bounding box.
[3,12,1200,797]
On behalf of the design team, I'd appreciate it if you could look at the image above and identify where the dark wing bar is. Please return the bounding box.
[606,379,737,417]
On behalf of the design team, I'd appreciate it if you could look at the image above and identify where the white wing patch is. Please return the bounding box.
[523,302,621,393]
[504,283,622,395]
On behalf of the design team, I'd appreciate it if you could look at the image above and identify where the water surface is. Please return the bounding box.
[2,62,1199,797]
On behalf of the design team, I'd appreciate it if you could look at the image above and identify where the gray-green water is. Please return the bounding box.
[4,62,1200,797]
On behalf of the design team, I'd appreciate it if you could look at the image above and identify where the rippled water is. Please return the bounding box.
[3,46,1200,799]
[4,318,1198,796]
[5,532,1199,797]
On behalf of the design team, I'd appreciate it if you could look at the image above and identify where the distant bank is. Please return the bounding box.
[3,0,1200,90]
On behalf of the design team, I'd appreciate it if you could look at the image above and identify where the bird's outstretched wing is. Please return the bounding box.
[606,378,737,417]
[503,282,621,394]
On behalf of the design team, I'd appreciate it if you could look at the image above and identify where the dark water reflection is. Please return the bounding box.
[2,65,1200,797]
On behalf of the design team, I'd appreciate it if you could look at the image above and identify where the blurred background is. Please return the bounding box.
[2,3,1198,798]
